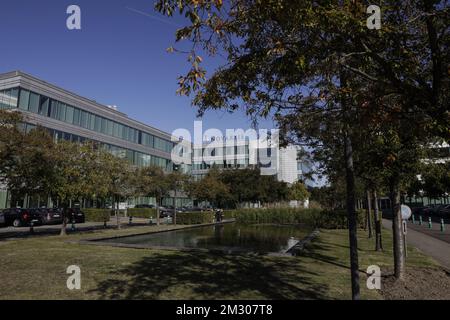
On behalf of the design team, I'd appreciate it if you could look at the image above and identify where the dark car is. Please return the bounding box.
[67,208,85,224]
[187,207,203,212]
[159,208,172,218]
[38,208,63,225]
[436,204,450,218]
[0,211,6,228]
[3,208,43,227]
[135,204,156,209]
[412,206,433,216]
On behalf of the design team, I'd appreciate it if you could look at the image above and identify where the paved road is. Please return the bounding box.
[406,218,450,243]
[0,217,160,239]
[382,219,450,269]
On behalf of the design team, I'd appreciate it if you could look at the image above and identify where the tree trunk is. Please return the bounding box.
[373,190,383,251]
[173,190,177,225]
[60,202,68,236]
[156,195,161,226]
[366,190,373,238]
[390,182,405,279]
[344,133,360,300]
[116,196,121,230]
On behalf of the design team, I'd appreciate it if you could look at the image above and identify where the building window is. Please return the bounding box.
[58,103,67,122]
[0,88,18,109]
[39,96,49,116]
[80,110,88,128]
[19,89,30,110]
[65,105,74,124]
[28,92,40,113]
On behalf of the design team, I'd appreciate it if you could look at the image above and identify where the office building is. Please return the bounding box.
[0,71,191,208]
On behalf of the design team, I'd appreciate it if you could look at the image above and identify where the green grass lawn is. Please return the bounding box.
[0,225,440,300]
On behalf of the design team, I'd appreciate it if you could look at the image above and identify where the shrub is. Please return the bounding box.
[313,209,366,229]
[222,210,235,220]
[227,207,366,229]
[84,208,111,222]
[176,212,215,224]
[127,208,157,219]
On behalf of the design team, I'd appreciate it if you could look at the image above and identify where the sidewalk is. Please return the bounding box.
[382,219,450,269]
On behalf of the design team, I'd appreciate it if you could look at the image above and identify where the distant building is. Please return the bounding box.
[191,136,313,187]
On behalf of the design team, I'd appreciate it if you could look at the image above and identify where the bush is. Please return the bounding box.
[314,209,366,229]
[84,208,111,222]
[176,211,215,224]
[127,208,157,219]
[227,207,366,229]
[223,210,235,220]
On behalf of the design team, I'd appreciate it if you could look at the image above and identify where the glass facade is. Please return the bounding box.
[0,86,179,171]
[7,87,174,153]
[0,88,19,109]
[21,123,174,171]
[0,189,8,209]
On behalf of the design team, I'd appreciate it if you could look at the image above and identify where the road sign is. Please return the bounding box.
[401,204,412,220]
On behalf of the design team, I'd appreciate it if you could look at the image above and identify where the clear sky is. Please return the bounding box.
[0,0,276,137]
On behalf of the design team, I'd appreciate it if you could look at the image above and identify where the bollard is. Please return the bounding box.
[412,214,416,224]
[428,217,432,229]
[149,216,153,225]
[440,219,445,232]
[71,219,75,231]
[103,218,107,229]
[129,216,133,225]
[29,220,34,233]
[419,215,423,225]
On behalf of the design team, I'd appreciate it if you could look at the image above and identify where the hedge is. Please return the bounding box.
[226,208,366,229]
[127,208,157,219]
[176,212,215,224]
[83,208,112,222]
[314,209,366,229]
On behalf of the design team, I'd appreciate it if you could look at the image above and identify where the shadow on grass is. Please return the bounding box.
[89,251,329,300]
[300,238,369,275]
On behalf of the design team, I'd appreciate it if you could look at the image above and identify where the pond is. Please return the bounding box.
[97,223,313,254]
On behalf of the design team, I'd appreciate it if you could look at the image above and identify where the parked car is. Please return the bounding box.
[412,206,433,216]
[159,208,172,218]
[2,208,43,227]
[187,207,203,212]
[135,204,156,209]
[38,208,63,225]
[67,208,85,224]
[0,211,6,228]
[436,204,450,218]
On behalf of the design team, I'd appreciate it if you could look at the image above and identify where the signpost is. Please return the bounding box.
[401,205,412,258]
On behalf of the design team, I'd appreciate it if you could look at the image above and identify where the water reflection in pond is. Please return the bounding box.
[100,223,312,253]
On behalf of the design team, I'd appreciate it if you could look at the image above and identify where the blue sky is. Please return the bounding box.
[0,0,276,136]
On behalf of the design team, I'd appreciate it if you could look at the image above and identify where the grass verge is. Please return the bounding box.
[0,225,440,299]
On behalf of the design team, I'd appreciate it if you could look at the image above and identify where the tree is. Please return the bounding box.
[189,167,229,209]
[288,181,310,205]
[100,152,135,229]
[138,165,170,225]
[49,141,109,235]
[166,170,192,224]
[420,162,450,199]
[0,125,56,206]
[259,176,289,205]
[155,0,449,292]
